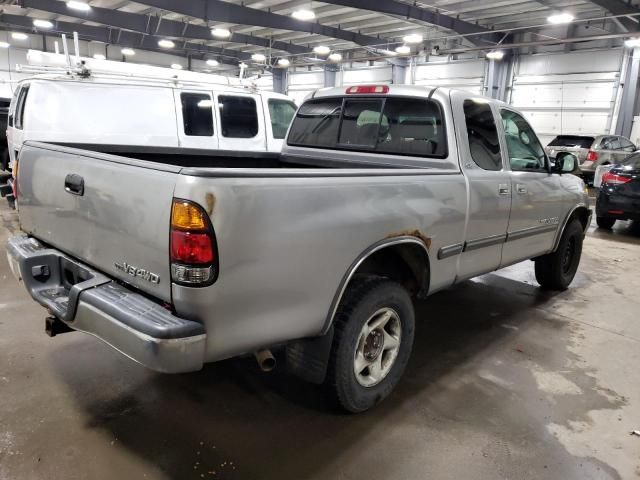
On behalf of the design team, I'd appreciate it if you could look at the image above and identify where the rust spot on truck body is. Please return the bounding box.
[386,230,432,250]
[205,193,216,216]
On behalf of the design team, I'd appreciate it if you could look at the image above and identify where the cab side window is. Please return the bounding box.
[180,93,213,136]
[14,85,30,130]
[463,99,502,171]
[620,138,636,152]
[500,109,547,172]
[268,99,297,139]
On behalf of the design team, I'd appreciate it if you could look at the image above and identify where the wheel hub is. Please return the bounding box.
[363,329,384,361]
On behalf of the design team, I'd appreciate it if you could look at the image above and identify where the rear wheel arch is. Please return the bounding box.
[322,237,430,335]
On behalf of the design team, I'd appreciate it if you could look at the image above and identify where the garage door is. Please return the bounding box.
[413,58,486,95]
[510,50,623,146]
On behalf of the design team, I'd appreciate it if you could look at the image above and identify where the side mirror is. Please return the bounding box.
[557,153,578,174]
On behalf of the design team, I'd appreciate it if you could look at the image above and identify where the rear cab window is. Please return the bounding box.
[268,99,297,139]
[287,96,447,158]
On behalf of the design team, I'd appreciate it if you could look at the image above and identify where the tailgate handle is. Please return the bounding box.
[64,174,84,196]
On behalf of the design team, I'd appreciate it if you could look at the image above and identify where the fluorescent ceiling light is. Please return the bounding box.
[33,19,54,29]
[403,33,423,44]
[171,63,183,70]
[206,59,219,66]
[378,49,397,56]
[395,45,411,55]
[121,48,135,56]
[486,50,504,60]
[197,99,213,108]
[11,32,28,40]
[625,38,640,48]
[313,45,331,55]
[277,58,290,67]
[67,1,91,11]
[547,12,574,24]
[0,42,9,48]
[251,53,266,62]
[292,9,315,21]
[211,28,231,38]
[158,39,175,49]
[92,53,106,60]
[328,52,342,62]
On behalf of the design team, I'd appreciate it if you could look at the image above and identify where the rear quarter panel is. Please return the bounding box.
[172,171,467,361]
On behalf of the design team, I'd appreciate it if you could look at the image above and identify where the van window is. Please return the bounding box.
[219,95,258,138]
[463,99,502,171]
[15,85,30,130]
[268,99,297,139]
[288,96,446,158]
[180,93,213,136]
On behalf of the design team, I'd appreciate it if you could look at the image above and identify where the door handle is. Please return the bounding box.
[498,184,510,195]
[64,174,84,196]
[516,183,527,194]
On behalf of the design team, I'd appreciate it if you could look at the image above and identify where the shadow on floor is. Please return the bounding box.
[49,274,585,480]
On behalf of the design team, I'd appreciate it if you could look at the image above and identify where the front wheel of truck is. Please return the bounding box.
[534,219,584,291]
[325,276,415,413]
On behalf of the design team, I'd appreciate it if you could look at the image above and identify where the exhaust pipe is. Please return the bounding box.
[254,349,276,372]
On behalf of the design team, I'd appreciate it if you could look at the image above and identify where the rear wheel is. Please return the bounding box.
[596,216,615,229]
[325,276,415,413]
[535,220,584,290]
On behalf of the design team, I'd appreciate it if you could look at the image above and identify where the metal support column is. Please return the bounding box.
[272,67,287,94]
[324,65,337,88]
[485,57,513,102]
[391,58,408,84]
[616,47,640,138]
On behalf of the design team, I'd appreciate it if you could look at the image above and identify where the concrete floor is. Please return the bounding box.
[1,199,640,480]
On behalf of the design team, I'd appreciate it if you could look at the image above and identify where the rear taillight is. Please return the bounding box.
[602,172,632,185]
[586,150,598,162]
[170,198,218,286]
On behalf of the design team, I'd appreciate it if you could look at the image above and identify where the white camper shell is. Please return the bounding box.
[6,53,297,169]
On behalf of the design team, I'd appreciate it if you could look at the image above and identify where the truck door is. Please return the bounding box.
[452,92,511,280]
[215,93,266,152]
[174,90,218,150]
[498,108,563,265]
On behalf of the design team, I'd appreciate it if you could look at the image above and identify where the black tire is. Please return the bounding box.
[535,220,584,290]
[596,216,615,230]
[325,276,415,413]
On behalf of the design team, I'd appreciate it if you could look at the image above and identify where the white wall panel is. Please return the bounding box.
[341,66,392,85]
[288,70,323,104]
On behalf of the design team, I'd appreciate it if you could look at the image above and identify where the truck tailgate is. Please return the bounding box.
[16,142,180,302]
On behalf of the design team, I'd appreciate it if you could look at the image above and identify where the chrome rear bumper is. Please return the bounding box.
[6,234,206,373]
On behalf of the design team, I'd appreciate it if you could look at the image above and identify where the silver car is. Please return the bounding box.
[545,134,636,182]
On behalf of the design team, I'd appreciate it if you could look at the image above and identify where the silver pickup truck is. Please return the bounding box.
[6,85,591,413]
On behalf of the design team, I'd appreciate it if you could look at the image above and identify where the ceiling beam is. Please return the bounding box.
[0,13,245,65]
[132,0,385,47]
[19,0,308,55]
[321,0,503,46]
[587,0,640,32]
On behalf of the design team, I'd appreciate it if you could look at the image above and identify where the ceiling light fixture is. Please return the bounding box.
[211,28,231,38]
[0,42,9,48]
[486,50,505,60]
[171,63,183,70]
[67,1,91,11]
[292,9,315,21]
[11,32,28,40]
[206,59,219,67]
[251,53,266,62]
[93,53,106,60]
[395,45,411,55]
[277,58,290,67]
[158,39,175,49]
[403,33,423,44]
[547,12,574,24]
[625,38,640,48]
[121,47,135,56]
[33,19,54,29]
[328,52,342,62]
[313,45,331,55]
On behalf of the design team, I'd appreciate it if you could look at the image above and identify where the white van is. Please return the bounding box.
[6,67,297,170]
